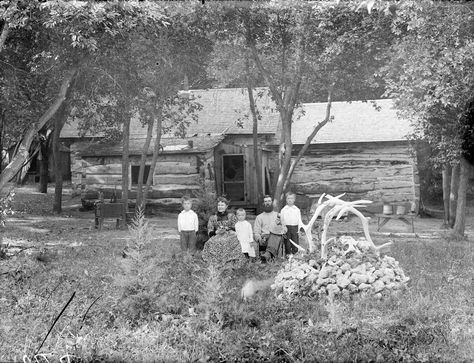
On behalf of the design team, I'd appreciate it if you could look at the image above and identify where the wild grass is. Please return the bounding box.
[1,215,473,362]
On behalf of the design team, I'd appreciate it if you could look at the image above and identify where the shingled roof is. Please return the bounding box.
[61,87,411,145]
[75,134,225,157]
[61,87,279,139]
[178,88,278,136]
[290,99,412,145]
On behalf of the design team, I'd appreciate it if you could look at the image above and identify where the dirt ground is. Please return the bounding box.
[2,185,182,258]
[2,184,474,254]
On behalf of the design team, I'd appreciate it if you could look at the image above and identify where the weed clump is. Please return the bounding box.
[113,208,161,324]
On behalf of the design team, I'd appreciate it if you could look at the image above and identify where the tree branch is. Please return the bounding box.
[0,67,78,191]
[283,84,334,191]
[248,42,284,109]
[285,16,307,114]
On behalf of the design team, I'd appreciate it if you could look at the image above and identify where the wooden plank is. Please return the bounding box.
[84,175,122,185]
[82,184,201,200]
[299,159,411,169]
[245,148,256,203]
[301,146,411,157]
[129,153,198,165]
[375,180,414,189]
[145,198,183,212]
[154,163,198,175]
[86,164,122,175]
[293,181,375,194]
[82,157,107,166]
[153,173,200,185]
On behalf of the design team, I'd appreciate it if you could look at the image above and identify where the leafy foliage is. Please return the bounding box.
[202,2,396,207]
[193,180,218,231]
[384,1,474,166]
[0,188,14,228]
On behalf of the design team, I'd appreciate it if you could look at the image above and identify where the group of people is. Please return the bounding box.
[176,192,304,262]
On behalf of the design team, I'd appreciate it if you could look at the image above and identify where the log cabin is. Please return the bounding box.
[60,88,418,213]
[62,88,277,212]
[270,99,419,214]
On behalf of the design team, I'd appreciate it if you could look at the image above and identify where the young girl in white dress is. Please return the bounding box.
[234,208,257,259]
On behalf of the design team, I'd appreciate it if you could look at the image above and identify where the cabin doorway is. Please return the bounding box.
[222,154,245,202]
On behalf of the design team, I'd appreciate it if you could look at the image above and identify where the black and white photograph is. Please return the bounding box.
[1,0,473,361]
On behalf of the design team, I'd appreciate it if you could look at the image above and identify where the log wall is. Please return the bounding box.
[270,142,419,211]
[70,143,215,212]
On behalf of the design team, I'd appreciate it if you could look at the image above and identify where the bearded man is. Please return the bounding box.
[253,195,286,261]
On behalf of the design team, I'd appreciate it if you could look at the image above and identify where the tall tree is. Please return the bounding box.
[71,5,208,213]
[208,2,393,208]
[384,0,474,238]
[134,11,211,208]
[246,59,264,210]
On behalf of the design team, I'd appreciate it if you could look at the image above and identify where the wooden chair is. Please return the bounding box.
[94,199,135,230]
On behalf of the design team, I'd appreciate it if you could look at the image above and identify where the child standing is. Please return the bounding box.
[280,192,303,255]
[234,208,257,260]
[177,195,199,255]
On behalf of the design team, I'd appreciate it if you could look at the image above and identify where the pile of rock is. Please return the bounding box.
[271,236,409,300]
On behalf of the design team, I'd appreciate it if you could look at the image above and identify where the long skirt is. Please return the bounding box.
[201,232,244,266]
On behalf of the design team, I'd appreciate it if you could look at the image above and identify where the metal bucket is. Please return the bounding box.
[383,204,393,215]
[396,205,406,215]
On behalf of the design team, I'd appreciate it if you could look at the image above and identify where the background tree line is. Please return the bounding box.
[0,0,472,238]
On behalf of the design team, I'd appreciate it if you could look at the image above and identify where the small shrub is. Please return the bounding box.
[193,181,217,249]
[0,188,15,228]
[0,188,15,258]
[113,208,159,324]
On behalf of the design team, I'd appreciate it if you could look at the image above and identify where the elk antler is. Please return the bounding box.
[301,194,377,257]
[301,193,348,253]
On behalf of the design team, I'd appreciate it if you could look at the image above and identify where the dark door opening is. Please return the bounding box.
[131,165,151,185]
[222,154,245,202]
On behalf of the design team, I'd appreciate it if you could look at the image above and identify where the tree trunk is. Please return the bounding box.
[449,162,460,227]
[272,110,293,210]
[0,107,4,173]
[121,111,131,224]
[52,108,67,213]
[142,103,164,206]
[0,68,77,192]
[136,119,154,208]
[38,133,49,194]
[0,22,10,54]
[247,17,307,211]
[441,164,452,228]
[451,157,471,239]
[246,66,263,212]
[38,139,49,194]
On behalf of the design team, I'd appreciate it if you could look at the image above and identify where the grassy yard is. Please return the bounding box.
[1,188,474,362]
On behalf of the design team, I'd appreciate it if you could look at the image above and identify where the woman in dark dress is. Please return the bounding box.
[202,197,241,265]
[207,197,237,237]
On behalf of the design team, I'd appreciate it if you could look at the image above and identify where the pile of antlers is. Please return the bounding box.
[296,193,390,258]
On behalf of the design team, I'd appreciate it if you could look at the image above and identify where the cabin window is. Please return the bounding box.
[222,154,245,202]
[131,165,152,185]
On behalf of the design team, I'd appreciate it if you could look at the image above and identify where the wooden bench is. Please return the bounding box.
[95,201,134,230]
[375,213,416,233]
